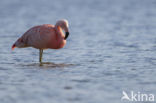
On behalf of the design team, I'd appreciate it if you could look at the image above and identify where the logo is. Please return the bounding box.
[121,91,155,102]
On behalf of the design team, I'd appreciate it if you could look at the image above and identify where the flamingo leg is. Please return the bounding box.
[39,49,43,63]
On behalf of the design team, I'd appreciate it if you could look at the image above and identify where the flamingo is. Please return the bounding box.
[12,19,70,63]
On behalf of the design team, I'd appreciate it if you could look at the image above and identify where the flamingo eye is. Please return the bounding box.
[18,38,23,42]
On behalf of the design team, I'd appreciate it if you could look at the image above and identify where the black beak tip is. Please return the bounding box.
[65,32,69,40]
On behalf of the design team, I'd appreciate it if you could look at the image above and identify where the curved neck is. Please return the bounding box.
[55,26,65,40]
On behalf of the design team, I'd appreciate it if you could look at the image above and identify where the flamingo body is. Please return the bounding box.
[19,24,66,49]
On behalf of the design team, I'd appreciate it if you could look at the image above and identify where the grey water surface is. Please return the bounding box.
[0,0,156,103]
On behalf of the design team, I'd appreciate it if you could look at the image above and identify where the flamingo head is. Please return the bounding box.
[12,38,26,50]
[56,19,70,40]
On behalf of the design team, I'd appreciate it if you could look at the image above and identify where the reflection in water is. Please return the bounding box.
[21,62,74,68]
[64,86,73,90]
[71,79,91,83]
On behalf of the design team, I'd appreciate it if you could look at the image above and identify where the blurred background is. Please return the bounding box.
[0,0,156,103]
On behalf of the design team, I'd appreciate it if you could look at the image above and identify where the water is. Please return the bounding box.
[0,0,156,103]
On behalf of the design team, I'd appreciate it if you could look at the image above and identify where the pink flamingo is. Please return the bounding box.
[12,19,69,63]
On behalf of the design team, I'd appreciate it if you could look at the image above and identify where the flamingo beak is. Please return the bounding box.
[65,32,69,40]
[12,44,16,50]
